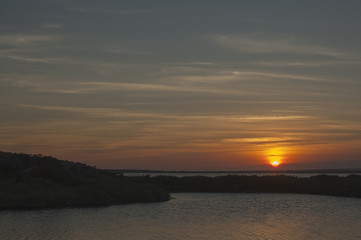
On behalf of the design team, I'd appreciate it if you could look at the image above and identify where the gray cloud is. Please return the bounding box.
[211,33,345,57]
[2,55,69,63]
[43,24,64,29]
[70,7,156,15]
[0,34,58,46]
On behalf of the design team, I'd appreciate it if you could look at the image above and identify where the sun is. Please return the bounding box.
[271,160,280,167]
[267,147,284,168]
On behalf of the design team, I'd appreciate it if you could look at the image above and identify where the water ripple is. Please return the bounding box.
[1,193,361,240]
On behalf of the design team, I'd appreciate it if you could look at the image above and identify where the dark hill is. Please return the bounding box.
[0,151,169,210]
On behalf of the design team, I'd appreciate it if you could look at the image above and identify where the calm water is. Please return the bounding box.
[1,193,361,240]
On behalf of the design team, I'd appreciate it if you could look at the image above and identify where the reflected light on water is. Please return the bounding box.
[1,193,361,240]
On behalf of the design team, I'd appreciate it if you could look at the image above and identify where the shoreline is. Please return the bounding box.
[2,174,360,211]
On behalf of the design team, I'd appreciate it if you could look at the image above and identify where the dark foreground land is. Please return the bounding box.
[1,151,361,210]
[0,151,169,210]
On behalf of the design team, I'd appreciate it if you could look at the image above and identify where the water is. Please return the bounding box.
[1,193,361,240]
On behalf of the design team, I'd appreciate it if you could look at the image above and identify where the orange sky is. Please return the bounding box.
[1,1,361,170]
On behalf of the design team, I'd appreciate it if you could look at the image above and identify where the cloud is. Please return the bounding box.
[179,71,325,83]
[163,69,338,84]
[166,62,216,67]
[16,104,168,119]
[43,24,64,29]
[211,33,343,57]
[16,104,314,123]
[247,60,361,68]
[3,55,68,63]
[223,137,301,145]
[70,8,155,15]
[16,104,233,123]
[106,47,151,55]
[0,49,19,53]
[160,64,339,83]
[0,34,58,45]
[231,115,314,121]
[3,79,249,96]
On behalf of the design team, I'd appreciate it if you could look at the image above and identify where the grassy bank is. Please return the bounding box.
[0,151,169,210]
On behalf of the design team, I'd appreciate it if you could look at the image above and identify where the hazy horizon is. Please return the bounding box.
[108,167,361,172]
[1,1,361,170]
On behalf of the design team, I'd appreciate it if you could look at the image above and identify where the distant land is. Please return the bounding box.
[108,168,361,174]
[129,174,361,198]
[1,151,361,211]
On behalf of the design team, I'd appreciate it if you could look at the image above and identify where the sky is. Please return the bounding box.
[1,0,361,170]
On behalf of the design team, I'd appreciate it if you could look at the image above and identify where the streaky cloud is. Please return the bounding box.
[3,55,68,63]
[247,60,361,68]
[230,115,314,121]
[16,104,315,122]
[211,33,346,58]
[0,34,58,45]
[70,7,156,15]
[43,24,64,29]
[7,80,254,96]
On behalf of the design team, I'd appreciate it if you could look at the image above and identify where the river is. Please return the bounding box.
[1,193,360,239]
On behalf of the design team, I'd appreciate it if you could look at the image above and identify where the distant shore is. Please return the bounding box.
[108,168,361,175]
[129,174,361,198]
[1,151,361,211]
[111,168,361,173]
[110,169,361,179]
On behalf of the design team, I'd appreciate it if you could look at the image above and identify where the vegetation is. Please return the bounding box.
[2,150,360,210]
[0,151,169,210]
[129,174,361,198]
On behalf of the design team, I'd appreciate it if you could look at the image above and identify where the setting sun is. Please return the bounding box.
[267,147,284,168]
[271,160,280,167]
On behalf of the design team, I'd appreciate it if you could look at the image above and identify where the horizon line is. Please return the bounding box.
[105,168,361,174]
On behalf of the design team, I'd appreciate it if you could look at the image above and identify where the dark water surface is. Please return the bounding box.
[1,193,361,240]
